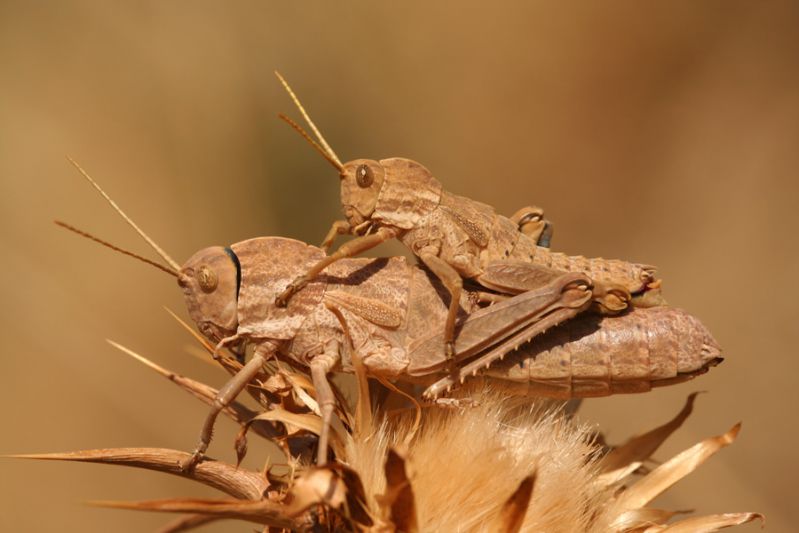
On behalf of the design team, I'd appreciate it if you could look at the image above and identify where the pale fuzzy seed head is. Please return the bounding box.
[347,386,610,532]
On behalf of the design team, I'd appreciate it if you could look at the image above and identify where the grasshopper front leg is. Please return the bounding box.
[276,226,397,307]
[320,219,374,251]
[319,220,351,252]
[180,343,275,471]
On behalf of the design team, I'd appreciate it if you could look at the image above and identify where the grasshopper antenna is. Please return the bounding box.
[54,220,178,277]
[66,156,182,272]
[274,71,343,169]
[278,113,343,171]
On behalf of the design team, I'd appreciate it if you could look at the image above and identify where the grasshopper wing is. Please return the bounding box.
[407,271,592,377]
[477,261,566,294]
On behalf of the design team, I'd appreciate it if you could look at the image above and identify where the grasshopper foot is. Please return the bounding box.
[179,450,204,472]
[434,397,479,409]
[275,278,308,307]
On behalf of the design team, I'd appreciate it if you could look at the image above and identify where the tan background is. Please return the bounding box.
[1,1,797,531]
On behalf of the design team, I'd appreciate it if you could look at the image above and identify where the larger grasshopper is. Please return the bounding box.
[273,74,661,363]
[61,161,720,471]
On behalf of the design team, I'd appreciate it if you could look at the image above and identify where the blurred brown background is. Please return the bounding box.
[1,1,797,531]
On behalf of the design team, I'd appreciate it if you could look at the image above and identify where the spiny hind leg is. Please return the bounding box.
[479,261,630,314]
[423,278,592,399]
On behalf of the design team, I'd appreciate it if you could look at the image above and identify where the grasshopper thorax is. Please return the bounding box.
[178,246,240,344]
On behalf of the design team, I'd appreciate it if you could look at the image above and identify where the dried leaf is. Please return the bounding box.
[383,449,418,532]
[615,423,741,510]
[268,366,353,429]
[497,473,536,533]
[611,507,687,531]
[337,463,375,527]
[603,393,701,472]
[91,497,302,529]
[11,448,267,500]
[285,467,348,516]
[282,464,373,528]
[246,406,351,459]
[596,462,643,488]
[279,368,314,393]
[286,373,322,416]
[643,512,764,532]
[247,407,324,436]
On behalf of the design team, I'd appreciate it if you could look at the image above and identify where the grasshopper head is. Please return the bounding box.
[339,159,386,227]
[178,246,240,344]
[340,157,441,230]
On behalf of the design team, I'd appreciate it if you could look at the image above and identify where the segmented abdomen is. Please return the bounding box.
[532,247,655,294]
[483,307,722,398]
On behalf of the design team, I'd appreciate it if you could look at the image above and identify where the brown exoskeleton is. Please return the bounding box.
[61,161,719,472]
[272,73,661,364]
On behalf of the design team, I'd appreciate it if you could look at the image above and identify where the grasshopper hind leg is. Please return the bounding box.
[423,276,593,399]
[309,340,342,465]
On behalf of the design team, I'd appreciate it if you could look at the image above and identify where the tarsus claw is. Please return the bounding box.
[276,279,308,308]
[179,452,203,472]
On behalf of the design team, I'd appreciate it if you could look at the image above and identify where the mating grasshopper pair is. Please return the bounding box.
[62,158,719,471]
[271,74,662,363]
[60,76,718,469]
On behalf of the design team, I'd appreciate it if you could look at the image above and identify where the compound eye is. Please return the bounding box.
[197,265,218,293]
[356,164,374,188]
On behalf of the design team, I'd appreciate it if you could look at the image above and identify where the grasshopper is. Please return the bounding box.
[60,161,719,471]
[272,73,661,363]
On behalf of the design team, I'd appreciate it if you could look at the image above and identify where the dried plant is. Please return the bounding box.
[13,322,761,532]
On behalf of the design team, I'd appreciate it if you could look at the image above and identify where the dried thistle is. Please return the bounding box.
[12,335,762,532]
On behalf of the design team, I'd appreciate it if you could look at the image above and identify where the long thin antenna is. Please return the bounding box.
[278,113,343,171]
[55,220,178,277]
[66,156,181,272]
[274,71,343,168]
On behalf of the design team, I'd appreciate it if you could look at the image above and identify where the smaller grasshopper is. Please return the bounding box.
[272,73,660,364]
[61,161,719,472]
